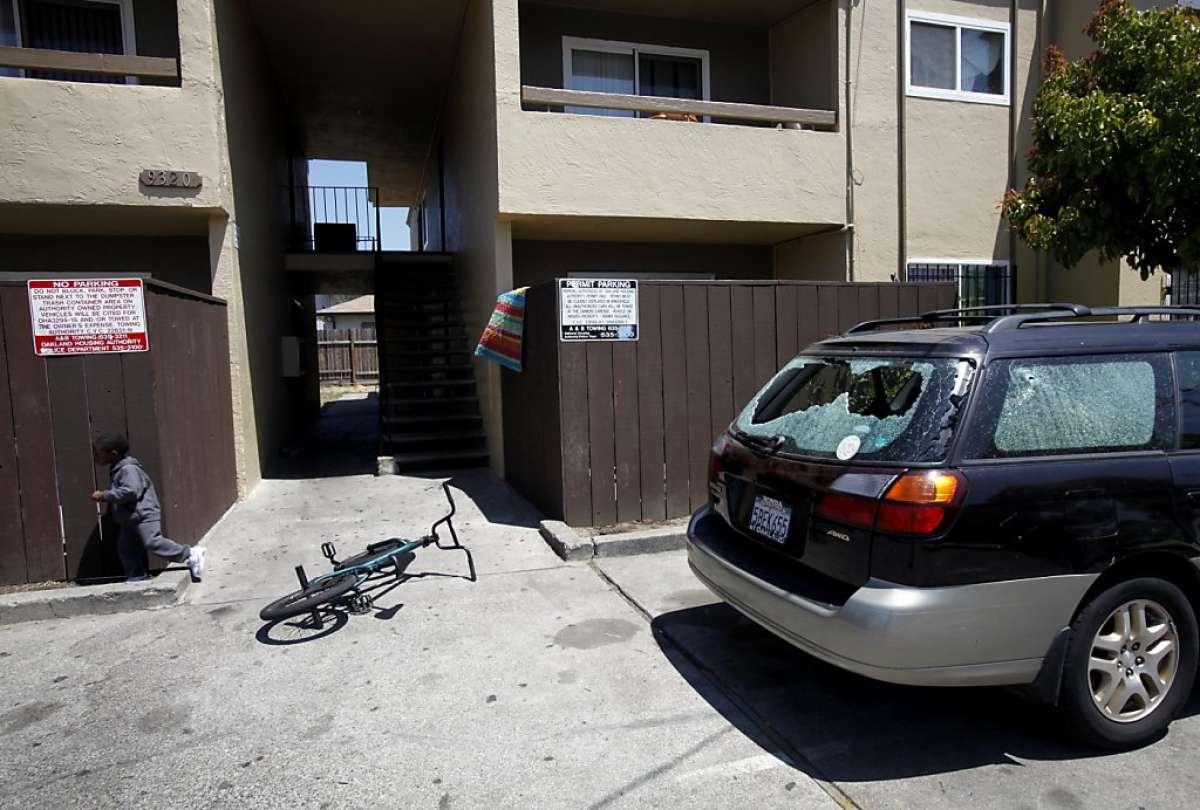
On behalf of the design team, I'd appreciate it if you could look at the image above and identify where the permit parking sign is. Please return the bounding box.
[559,278,639,342]
[27,278,150,356]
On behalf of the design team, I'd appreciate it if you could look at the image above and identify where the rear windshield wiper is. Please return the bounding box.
[733,429,787,456]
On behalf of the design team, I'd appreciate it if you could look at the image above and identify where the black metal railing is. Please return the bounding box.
[905,262,1014,308]
[287,185,382,252]
[1168,269,1200,306]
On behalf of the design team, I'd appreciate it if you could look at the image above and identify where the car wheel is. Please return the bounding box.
[1058,577,1198,750]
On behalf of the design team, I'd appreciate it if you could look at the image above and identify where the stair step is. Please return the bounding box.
[383,413,483,426]
[385,430,487,445]
[384,448,490,469]
[385,396,479,406]
[385,379,476,390]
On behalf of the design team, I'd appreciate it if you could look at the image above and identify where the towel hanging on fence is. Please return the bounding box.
[474,287,528,372]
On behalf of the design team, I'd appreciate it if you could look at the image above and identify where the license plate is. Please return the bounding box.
[748,495,792,544]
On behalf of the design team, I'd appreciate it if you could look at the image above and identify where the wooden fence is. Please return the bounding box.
[0,279,237,585]
[503,280,957,527]
[318,328,378,385]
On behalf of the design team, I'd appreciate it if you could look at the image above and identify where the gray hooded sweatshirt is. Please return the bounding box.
[104,456,162,525]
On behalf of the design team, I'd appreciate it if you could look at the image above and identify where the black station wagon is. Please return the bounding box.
[688,304,1200,748]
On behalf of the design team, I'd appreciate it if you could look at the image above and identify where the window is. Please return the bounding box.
[906,261,1012,308]
[1169,268,1200,306]
[907,12,1009,105]
[735,356,973,463]
[562,37,709,117]
[1,0,136,83]
[964,355,1175,459]
[1178,353,1200,449]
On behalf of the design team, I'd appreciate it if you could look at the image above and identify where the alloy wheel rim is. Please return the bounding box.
[1088,599,1179,724]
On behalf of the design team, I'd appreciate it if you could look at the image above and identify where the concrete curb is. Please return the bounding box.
[0,568,192,625]
[539,520,688,561]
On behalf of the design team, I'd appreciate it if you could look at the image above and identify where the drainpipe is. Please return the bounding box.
[896,0,907,282]
[1008,0,1019,303]
[845,0,857,281]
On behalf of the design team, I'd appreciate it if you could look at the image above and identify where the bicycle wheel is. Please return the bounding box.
[334,539,405,571]
[259,572,359,621]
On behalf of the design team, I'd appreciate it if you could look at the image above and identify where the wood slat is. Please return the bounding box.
[752,286,778,389]
[586,342,617,526]
[897,285,920,319]
[0,45,178,78]
[612,342,641,523]
[2,288,63,582]
[817,285,839,339]
[798,286,822,349]
[707,286,734,441]
[0,301,27,585]
[730,286,756,409]
[558,341,591,526]
[522,85,837,128]
[917,283,942,314]
[660,285,691,519]
[683,286,711,511]
[635,285,666,522]
[775,284,799,369]
[50,359,105,580]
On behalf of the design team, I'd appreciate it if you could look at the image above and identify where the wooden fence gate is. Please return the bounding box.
[503,279,957,527]
[0,279,238,585]
[317,328,379,385]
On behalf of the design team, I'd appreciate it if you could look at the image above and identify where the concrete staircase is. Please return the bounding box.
[375,256,488,472]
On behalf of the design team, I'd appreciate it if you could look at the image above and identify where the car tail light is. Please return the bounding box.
[709,433,730,481]
[814,492,878,530]
[876,470,965,535]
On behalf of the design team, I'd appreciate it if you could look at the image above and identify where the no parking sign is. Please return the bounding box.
[27,278,150,356]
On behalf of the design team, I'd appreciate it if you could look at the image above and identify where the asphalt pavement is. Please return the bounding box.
[2,466,1199,809]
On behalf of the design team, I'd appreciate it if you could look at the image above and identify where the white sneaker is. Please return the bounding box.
[186,547,207,582]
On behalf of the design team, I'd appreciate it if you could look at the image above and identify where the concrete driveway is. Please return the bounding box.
[2,470,1198,809]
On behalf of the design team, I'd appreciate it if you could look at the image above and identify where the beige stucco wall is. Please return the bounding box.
[0,0,227,213]
[770,0,837,111]
[775,229,849,281]
[494,0,845,229]
[208,0,301,493]
[512,240,772,288]
[444,0,509,475]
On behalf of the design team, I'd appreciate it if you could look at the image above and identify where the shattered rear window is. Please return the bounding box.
[733,356,973,463]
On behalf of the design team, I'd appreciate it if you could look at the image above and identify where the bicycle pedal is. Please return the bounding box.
[346,594,373,614]
[321,542,338,563]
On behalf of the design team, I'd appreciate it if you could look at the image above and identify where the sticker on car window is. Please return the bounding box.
[836,435,862,461]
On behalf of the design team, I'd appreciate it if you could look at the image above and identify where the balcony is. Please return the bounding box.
[497,0,847,236]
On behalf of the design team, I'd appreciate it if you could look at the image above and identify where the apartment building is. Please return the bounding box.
[0,0,1176,508]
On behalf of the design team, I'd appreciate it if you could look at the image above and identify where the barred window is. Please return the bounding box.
[906,262,1011,308]
[1170,268,1200,306]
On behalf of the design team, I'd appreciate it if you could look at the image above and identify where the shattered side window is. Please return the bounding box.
[966,354,1175,458]
[734,356,971,463]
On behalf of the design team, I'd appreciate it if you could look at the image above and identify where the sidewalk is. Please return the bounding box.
[0,469,835,810]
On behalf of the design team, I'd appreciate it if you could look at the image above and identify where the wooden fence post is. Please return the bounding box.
[348,330,357,386]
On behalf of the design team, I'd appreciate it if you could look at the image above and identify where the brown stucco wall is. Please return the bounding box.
[512,240,772,288]
[518,2,770,104]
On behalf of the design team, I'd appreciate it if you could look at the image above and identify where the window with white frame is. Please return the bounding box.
[562,36,710,117]
[1,0,136,82]
[906,261,1012,308]
[907,11,1009,105]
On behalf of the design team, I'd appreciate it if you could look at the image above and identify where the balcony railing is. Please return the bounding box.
[288,185,382,253]
[0,45,178,81]
[521,85,837,130]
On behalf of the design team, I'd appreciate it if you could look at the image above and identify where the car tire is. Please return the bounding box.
[1058,577,1198,750]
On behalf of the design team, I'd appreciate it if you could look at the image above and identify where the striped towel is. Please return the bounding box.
[474,287,528,372]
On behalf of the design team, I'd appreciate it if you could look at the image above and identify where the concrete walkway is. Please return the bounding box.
[0,471,835,810]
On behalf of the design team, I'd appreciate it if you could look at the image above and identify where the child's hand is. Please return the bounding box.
[90,490,105,502]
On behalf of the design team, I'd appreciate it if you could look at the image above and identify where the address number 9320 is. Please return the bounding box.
[139,169,202,189]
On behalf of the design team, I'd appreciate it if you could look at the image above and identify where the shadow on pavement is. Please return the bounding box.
[270,393,380,479]
[407,468,543,529]
[652,602,1200,783]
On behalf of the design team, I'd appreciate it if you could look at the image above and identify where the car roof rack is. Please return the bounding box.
[846,303,1200,336]
[845,304,1089,335]
[983,305,1200,332]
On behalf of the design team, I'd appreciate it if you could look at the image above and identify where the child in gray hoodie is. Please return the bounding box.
[91,433,206,582]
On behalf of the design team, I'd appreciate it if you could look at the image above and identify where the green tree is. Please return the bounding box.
[1003,0,1200,278]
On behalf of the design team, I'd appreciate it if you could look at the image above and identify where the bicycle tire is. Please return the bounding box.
[259,572,359,621]
[334,539,405,571]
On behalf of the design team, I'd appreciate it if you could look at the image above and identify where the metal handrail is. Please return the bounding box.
[287,185,382,252]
